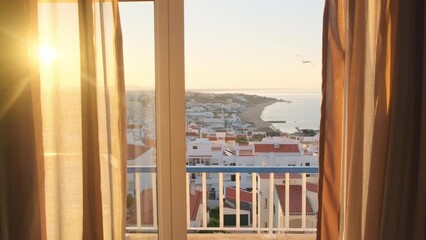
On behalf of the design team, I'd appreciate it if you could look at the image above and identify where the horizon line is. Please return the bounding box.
[186,87,320,91]
[126,86,321,92]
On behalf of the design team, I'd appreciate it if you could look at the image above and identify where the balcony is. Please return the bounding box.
[126,166,318,239]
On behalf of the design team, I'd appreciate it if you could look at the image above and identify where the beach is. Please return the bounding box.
[240,100,278,130]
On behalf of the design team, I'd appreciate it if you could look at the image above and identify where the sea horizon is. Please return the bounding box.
[187,88,321,93]
[125,85,321,93]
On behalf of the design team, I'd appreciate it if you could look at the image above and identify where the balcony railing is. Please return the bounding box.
[126,166,319,236]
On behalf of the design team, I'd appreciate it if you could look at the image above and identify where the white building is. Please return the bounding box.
[253,138,318,167]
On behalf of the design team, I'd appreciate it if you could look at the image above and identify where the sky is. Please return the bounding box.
[119,0,324,91]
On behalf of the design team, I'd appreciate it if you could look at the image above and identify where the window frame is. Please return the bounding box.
[153,0,186,239]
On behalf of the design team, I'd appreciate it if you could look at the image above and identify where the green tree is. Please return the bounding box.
[127,194,134,209]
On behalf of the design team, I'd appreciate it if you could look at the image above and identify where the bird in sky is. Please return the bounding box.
[297,54,313,66]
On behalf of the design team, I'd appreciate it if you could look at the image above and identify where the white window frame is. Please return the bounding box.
[154,0,186,239]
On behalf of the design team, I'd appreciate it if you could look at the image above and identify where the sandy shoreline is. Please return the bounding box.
[240,100,278,130]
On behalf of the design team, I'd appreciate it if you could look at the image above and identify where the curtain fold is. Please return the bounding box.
[0,0,126,239]
[78,0,105,239]
[318,0,425,239]
[0,1,46,239]
[316,0,345,239]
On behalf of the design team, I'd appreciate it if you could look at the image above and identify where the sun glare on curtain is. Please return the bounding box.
[37,1,126,239]
[38,3,83,239]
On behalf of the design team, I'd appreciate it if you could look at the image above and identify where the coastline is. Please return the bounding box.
[240,100,278,130]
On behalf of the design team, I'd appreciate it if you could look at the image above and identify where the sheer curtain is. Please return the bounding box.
[318,0,425,239]
[0,0,126,239]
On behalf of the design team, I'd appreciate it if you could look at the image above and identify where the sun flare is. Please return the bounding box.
[39,44,57,65]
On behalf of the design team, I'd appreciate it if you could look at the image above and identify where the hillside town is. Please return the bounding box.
[126,90,319,230]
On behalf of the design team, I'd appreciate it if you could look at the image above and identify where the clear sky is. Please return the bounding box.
[119,0,325,91]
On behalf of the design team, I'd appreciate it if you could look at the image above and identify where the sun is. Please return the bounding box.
[39,44,57,65]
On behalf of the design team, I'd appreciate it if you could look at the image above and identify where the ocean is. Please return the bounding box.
[197,89,321,133]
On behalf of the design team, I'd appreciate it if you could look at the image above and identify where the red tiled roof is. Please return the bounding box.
[275,185,315,215]
[306,183,318,193]
[127,144,150,160]
[144,138,156,148]
[211,146,222,151]
[254,144,299,153]
[258,173,302,179]
[186,132,199,137]
[190,190,202,221]
[225,136,236,141]
[239,150,254,156]
[225,187,252,203]
[127,189,154,225]
[188,155,212,158]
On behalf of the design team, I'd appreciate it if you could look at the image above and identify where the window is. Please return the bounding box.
[209,188,216,200]
[120,0,322,237]
[231,174,236,181]
[306,162,311,176]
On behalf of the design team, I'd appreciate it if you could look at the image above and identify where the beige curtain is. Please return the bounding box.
[0,0,126,239]
[318,0,425,239]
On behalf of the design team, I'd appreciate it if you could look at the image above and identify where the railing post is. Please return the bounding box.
[252,173,257,229]
[186,173,190,228]
[236,172,240,229]
[302,173,306,230]
[152,172,158,230]
[285,173,290,231]
[269,173,274,234]
[257,173,261,234]
[278,202,283,233]
[219,173,224,229]
[202,172,207,228]
[135,172,142,229]
[264,173,276,239]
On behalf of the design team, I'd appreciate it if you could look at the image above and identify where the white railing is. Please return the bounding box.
[126,166,318,235]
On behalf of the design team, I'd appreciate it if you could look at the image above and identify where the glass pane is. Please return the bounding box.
[185,0,323,237]
[120,2,158,238]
